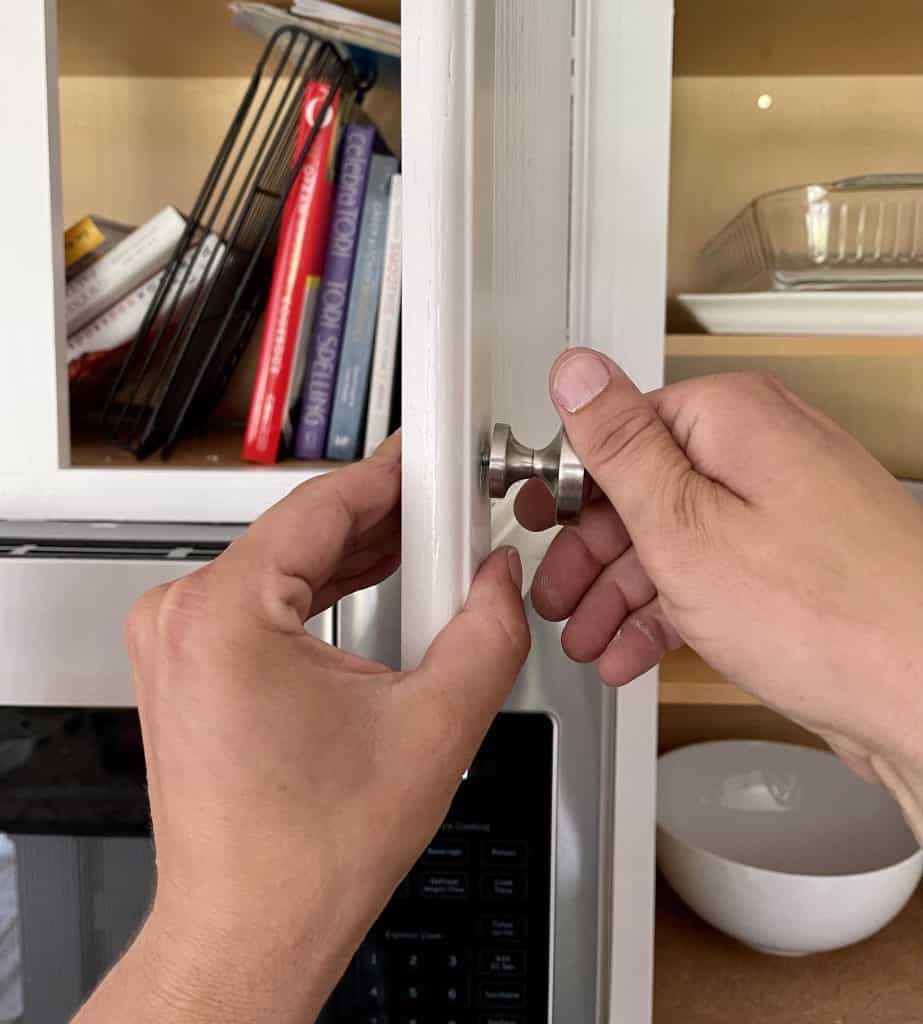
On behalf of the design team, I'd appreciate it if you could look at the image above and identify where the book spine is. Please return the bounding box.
[293,123,376,459]
[242,80,342,464]
[66,234,224,374]
[325,155,397,461]
[65,205,185,335]
[362,174,402,456]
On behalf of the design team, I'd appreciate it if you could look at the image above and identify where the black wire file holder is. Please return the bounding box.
[102,27,365,460]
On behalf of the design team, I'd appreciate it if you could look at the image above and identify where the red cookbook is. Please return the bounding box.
[242,79,342,463]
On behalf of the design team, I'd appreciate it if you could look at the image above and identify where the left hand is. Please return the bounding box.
[75,433,530,1024]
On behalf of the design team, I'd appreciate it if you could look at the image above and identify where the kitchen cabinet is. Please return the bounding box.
[3,0,920,1018]
[659,1,923,1017]
[0,0,673,1020]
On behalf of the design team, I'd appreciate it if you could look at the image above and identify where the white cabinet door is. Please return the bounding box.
[400,3,673,1021]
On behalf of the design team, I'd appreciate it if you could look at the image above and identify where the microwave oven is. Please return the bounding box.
[0,521,655,1022]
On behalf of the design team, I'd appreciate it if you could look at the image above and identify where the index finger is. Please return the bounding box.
[217,433,402,621]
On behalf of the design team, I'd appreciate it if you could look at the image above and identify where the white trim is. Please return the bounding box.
[0,1,332,524]
[570,0,675,1020]
[399,1,493,668]
[0,1,67,485]
[0,467,331,523]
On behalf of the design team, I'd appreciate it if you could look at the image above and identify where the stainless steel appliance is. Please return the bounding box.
[0,524,642,1022]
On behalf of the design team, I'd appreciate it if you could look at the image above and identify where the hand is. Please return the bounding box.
[75,434,530,1024]
[517,349,923,838]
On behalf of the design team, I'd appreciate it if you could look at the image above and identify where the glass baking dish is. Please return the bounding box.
[702,174,923,291]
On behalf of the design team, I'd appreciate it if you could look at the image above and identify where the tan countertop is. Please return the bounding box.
[655,878,923,1023]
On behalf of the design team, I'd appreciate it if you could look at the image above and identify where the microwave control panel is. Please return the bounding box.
[321,711,555,1024]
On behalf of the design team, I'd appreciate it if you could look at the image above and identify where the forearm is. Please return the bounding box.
[72,904,342,1024]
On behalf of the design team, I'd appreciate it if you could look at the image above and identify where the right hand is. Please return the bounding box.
[516,348,923,837]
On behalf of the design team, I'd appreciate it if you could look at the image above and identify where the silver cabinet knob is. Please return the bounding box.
[486,423,591,525]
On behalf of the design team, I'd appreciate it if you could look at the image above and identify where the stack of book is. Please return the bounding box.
[64,207,185,397]
[65,10,401,465]
[64,121,400,466]
[241,91,402,464]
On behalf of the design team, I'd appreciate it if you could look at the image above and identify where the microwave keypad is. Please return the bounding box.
[321,712,554,1024]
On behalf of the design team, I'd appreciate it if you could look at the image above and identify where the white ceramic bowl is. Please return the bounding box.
[657,740,923,956]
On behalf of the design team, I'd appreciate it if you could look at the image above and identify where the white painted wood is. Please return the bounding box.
[0,1,333,523]
[0,466,332,523]
[400,0,576,666]
[403,5,651,1019]
[571,1,675,1021]
[400,0,494,668]
[489,2,572,450]
[0,0,67,481]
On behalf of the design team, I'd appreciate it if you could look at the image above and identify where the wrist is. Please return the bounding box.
[864,649,923,844]
[127,897,348,1024]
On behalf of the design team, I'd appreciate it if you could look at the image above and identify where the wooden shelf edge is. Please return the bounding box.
[658,681,757,705]
[659,647,758,706]
[666,333,923,357]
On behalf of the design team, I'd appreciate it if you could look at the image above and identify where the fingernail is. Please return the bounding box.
[507,548,523,590]
[552,351,611,413]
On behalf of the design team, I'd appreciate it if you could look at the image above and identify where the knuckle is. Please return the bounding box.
[583,403,665,478]
[732,369,785,400]
[665,468,705,541]
[153,571,217,659]
[124,583,168,659]
[486,600,532,668]
[504,612,532,666]
[656,470,718,564]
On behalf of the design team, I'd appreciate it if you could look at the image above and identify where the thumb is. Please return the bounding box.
[409,547,531,752]
[550,347,700,552]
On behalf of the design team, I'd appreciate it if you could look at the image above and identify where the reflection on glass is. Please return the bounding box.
[0,709,153,1021]
[0,834,22,1024]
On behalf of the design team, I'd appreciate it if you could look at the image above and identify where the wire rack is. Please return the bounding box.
[101,27,363,459]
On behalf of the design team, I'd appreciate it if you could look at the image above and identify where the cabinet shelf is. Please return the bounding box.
[70,427,339,474]
[661,332,923,706]
[665,334,923,481]
[655,878,923,1022]
[666,334,923,356]
[659,647,755,706]
[58,0,401,77]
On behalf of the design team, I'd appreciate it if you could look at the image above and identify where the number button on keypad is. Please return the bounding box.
[398,950,425,974]
[398,982,431,1006]
[439,950,469,974]
[438,981,470,1009]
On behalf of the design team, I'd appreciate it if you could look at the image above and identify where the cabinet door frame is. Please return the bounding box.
[401,1,674,1020]
[571,1,675,1018]
[0,1,331,523]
